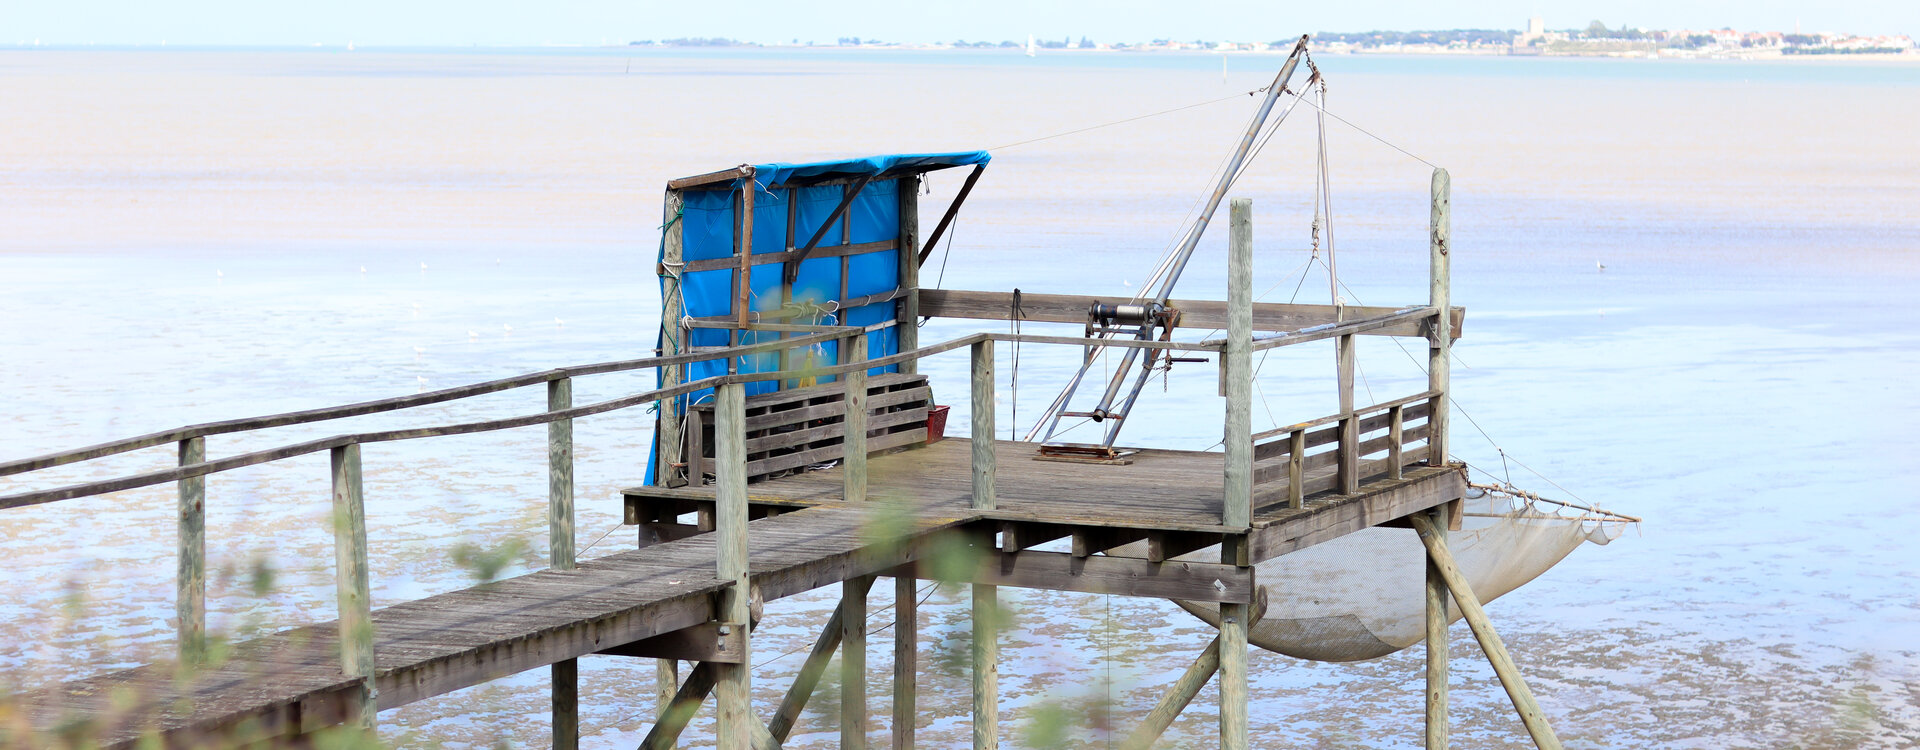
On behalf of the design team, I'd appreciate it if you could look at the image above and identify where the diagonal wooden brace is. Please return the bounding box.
[1410,513,1563,750]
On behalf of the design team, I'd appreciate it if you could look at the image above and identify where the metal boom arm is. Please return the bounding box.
[1030,35,1312,453]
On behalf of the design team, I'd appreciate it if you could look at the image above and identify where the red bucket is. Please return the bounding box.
[925,405,951,443]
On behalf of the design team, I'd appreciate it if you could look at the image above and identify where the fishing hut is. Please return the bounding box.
[0,39,1586,750]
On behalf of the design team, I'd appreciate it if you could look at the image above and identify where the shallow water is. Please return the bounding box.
[1,47,1917,748]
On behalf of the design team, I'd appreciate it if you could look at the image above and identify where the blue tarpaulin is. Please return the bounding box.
[647,152,989,484]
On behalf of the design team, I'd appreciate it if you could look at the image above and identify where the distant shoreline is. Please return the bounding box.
[8,43,1920,65]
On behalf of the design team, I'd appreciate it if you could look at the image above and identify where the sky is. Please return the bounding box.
[3,0,1914,47]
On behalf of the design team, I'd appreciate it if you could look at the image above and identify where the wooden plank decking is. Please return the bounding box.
[626,438,1465,563]
[9,505,970,747]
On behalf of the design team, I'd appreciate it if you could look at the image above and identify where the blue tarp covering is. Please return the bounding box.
[647,152,989,485]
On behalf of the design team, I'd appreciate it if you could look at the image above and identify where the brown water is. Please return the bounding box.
[1,47,1917,748]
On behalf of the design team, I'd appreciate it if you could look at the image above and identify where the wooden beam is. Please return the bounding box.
[667,165,750,190]
[923,549,1256,604]
[1071,527,1148,558]
[640,661,718,750]
[1147,531,1216,564]
[1248,467,1463,563]
[769,607,844,743]
[659,189,687,488]
[177,436,206,666]
[737,169,757,328]
[786,176,874,282]
[682,239,898,274]
[1429,168,1452,465]
[892,572,918,750]
[1119,637,1219,750]
[1000,522,1071,553]
[1410,514,1562,750]
[897,174,921,376]
[1425,506,1450,750]
[916,164,986,267]
[919,288,1465,340]
[598,623,747,663]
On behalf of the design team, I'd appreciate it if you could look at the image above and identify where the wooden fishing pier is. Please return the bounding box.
[0,162,1573,750]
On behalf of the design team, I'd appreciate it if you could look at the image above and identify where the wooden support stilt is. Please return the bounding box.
[972,581,998,750]
[844,334,868,503]
[552,658,578,750]
[844,575,875,750]
[330,443,375,731]
[1216,599,1249,750]
[176,436,205,667]
[970,339,995,511]
[713,383,753,750]
[769,607,845,743]
[1223,198,1254,529]
[1410,514,1562,750]
[892,572,918,750]
[1428,168,1451,465]
[897,174,921,376]
[549,377,578,750]
[1425,506,1449,750]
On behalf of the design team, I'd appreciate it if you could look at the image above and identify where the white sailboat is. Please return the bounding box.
[1026,34,1036,57]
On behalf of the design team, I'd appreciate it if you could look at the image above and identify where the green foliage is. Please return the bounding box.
[449,538,531,584]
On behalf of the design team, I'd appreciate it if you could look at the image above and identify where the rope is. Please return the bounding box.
[1010,289,1023,439]
[1296,92,1439,169]
[990,87,1274,151]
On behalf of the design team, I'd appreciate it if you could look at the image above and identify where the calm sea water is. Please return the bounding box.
[1,46,1917,748]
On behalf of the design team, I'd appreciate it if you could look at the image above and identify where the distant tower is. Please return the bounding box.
[1528,17,1545,36]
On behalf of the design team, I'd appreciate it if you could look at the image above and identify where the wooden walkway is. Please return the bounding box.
[10,505,970,747]
[12,438,1461,747]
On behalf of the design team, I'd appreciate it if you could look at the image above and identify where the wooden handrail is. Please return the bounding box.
[1250,390,1440,443]
[0,326,1233,509]
[0,326,865,478]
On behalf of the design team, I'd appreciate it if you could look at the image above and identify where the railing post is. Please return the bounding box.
[548,377,578,750]
[712,383,753,750]
[1429,168,1452,465]
[1223,198,1254,529]
[176,436,206,667]
[1336,334,1358,495]
[970,338,995,511]
[1286,429,1305,510]
[844,334,869,503]
[330,442,376,731]
[1389,405,1406,481]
